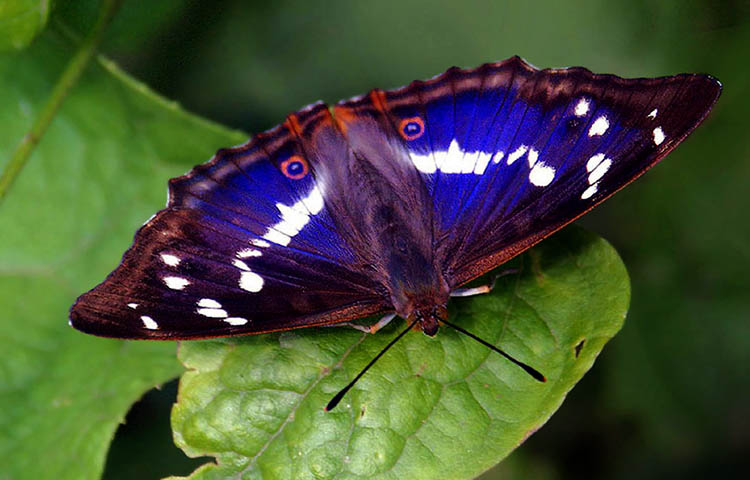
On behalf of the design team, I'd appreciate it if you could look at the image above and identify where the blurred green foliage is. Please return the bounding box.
[2,0,748,479]
[0,0,54,51]
[0,4,245,477]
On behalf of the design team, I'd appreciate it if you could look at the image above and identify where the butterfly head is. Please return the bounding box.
[408,304,448,337]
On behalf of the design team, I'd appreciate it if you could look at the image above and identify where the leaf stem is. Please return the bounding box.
[0,0,122,204]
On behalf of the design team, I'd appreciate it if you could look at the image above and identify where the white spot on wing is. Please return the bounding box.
[461,151,480,174]
[409,150,437,173]
[240,271,264,292]
[233,259,250,271]
[197,308,228,318]
[586,153,606,172]
[160,253,181,267]
[141,316,158,330]
[198,298,222,309]
[251,239,271,248]
[262,185,324,246]
[237,248,262,258]
[653,127,665,145]
[274,203,309,236]
[648,108,658,119]
[588,116,609,136]
[527,148,539,168]
[408,139,502,175]
[529,162,555,187]
[575,98,590,117]
[301,185,324,214]
[473,152,492,175]
[163,276,190,290]
[581,184,598,199]
[588,157,612,184]
[127,303,138,309]
[582,153,611,201]
[506,145,528,165]
[262,229,291,246]
[225,317,248,326]
[435,140,472,173]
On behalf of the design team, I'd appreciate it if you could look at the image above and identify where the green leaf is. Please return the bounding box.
[171,226,629,480]
[0,0,54,51]
[0,27,246,479]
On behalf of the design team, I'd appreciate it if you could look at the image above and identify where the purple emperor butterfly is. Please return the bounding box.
[70,57,720,406]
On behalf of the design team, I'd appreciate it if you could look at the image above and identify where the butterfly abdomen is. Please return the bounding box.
[344,153,450,321]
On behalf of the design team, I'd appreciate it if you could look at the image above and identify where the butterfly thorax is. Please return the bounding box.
[328,112,454,333]
[361,177,450,333]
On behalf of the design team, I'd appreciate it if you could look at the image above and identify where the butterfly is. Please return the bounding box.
[70,57,720,354]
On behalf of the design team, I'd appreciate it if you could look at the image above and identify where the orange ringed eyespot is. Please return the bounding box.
[281,155,309,180]
[399,117,425,140]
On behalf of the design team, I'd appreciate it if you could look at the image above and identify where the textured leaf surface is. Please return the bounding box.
[0,29,246,479]
[171,226,629,480]
[0,0,53,51]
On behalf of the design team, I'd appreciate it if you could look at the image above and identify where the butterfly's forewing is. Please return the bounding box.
[340,57,721,287]
[70,107,387,339]
[451,62,720,285]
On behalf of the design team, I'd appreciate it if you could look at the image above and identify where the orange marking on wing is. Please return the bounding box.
[285,113,303,135]
[399,116,425,140]
[280,155,309,180]
[333,105,358,134]
[369,89,388,114]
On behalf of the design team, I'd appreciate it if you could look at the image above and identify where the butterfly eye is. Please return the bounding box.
[399,116,425,140]
[280,155,309,179]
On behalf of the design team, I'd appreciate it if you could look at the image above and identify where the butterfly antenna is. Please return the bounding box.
[438,317,546,382]
[326,317,419,412]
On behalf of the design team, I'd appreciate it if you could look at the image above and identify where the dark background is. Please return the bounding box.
[58,1,749,478]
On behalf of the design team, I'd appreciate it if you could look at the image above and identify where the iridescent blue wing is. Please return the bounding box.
[336,57,721,287]
[70,106,388,339]
[72,58,720,339]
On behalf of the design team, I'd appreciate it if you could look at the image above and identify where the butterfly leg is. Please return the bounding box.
[450,269,519,298]
[336,313,397,334]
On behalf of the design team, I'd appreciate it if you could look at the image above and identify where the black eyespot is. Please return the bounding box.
[404,122,420,135]
[399,117,425,140]
[288,161,303,174]
[280,155,309,180]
